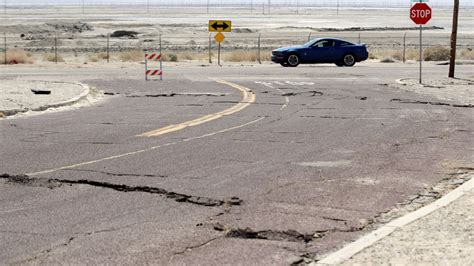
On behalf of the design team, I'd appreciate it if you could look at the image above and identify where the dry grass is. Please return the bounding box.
[369,46,474,62]
[43,53,65,62]
[369,48,419,62]
[0,49,34,64]
[460,48,474,60]
[88,52,109,62]
[424,45,450,61]
[223,49,272,62]
[118,50,143,62]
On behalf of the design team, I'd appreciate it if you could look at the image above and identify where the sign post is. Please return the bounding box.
[209,20,231,66]
[410,1,432,84]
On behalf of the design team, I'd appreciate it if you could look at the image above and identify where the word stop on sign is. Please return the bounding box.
[411,9,431,18]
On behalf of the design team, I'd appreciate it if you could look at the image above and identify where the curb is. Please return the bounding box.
[314,173,474,265]
[0,81,91,118]
[395,78,408,85]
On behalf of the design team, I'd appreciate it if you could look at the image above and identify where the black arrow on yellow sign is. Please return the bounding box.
[209,20,231,32]
[211,22,229,31]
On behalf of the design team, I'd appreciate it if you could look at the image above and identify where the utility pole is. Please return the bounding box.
[207,0,209,14]
[147,0,149,13]
[296,0,299,14]
[448,0,459,78]
[337,0,339,15]
[268,0,270,14]
[82,0,84,15]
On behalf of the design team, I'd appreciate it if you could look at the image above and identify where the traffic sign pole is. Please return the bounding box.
[218,42,221,66]
[410,1,431,84]
[419,25,422,84]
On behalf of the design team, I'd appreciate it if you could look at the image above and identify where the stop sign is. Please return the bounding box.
[410,3,432,25]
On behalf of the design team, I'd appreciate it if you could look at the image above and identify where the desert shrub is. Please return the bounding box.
[43,53,65,62]
[119,50,143,62]
[369,49,419,61]
[424,45,450,61]
[88,52,109,62]
[380,57,397,63]
[88,55,99,62]
[97,52,109,60]
[223,50,272,62]
[178,52,194,61]
[0,49,34,64]
[111,30,139,38]
[460,48,474,60]
[165,53,178,62]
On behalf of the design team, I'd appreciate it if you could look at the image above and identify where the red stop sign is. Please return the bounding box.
[410,3,432,25]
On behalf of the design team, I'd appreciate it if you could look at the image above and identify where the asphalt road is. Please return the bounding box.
[1,62,473,264]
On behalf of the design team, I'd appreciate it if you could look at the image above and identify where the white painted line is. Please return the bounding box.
[276,88,290,111]
[315,174,474,265]
[183,116,265,142]
[27,80,263,176]
[254,81,289,110]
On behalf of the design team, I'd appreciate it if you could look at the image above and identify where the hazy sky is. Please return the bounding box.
[5,0,474,7]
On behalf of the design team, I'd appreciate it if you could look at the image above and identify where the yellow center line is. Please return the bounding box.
[26,79,258,177]
[137,79,256,137]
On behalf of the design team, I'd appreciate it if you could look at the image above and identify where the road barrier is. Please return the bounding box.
[145,51,163,81]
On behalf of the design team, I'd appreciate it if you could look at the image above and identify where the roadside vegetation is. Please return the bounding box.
[371,47,472,62]
[2,47,472,65]
[0,49,34,64]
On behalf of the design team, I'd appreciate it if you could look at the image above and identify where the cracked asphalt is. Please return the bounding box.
[1,62,473,264]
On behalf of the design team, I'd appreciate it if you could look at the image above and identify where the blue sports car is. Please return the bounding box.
[271,38,369,67]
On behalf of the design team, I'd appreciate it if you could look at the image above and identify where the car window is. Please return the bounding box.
[312,40,334,48]
[338,41,353,47]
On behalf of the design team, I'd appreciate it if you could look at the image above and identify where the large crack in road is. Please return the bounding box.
[0,174,242,207]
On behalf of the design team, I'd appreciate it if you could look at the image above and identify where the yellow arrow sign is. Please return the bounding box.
[209,20,232,32]
[214,32,225,43]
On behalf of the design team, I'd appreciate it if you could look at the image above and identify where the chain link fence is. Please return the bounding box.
[1,30,473,64]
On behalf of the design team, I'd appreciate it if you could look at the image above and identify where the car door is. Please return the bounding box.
[333,40,352,62]
[307,40,336,63]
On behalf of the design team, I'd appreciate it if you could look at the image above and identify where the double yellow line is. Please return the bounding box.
[138,79,256,137]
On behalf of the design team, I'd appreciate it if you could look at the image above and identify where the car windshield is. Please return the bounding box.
[303,39,321,47]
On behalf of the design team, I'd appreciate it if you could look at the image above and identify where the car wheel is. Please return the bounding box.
[335,61,344,67]
[343,54,356,67]
[280,62,289,67]
[287,54,300,67]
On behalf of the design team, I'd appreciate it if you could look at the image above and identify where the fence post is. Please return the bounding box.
[403,32,407,63]
[145,48,148,81]
[54,34,58,64]
[358,32,361,44]
[159,34,163,81]
[209,33,212,64]
[3,32,6,65]
[258,33,261,64]
[106,33,110,63]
